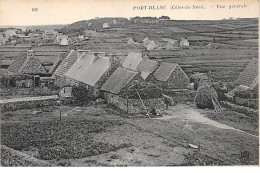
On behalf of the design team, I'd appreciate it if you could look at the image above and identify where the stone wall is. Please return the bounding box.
[163,89,196,103]
[127,97,166,114]
[104,92,165,114]
[0,96,59,112]
[221,101,258,118]
[147,65,190,89]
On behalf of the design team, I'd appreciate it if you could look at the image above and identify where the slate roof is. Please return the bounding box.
[136,59,158,79]
[101,67,137,94]
[235,58,258,87]
[7,53,27,73]
[153,62,178,82]
[122,52,143,71]
[54,50,78,77]
[65,54,110,86]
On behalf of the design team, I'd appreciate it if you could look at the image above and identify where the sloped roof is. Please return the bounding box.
[228,85,249,97]
[235,58,258,87]
[101,67,137,94]
[122,52,143,71]
[65,54,110,86]
[137,59,158,79]
[7,53,27,73]
[153,62,178,82]
[7,53,47,74]
[54,50,78,77]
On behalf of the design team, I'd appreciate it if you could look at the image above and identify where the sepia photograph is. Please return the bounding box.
[0,0,259,167]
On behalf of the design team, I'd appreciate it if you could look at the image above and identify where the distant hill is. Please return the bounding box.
[0,25,67,31]
[57,17,130,36]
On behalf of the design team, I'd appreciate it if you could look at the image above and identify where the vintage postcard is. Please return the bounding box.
[0,0,259,167]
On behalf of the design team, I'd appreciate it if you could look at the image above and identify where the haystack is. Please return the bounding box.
[194,85,218,109]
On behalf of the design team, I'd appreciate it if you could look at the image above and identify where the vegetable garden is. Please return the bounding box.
[1,119,128,160]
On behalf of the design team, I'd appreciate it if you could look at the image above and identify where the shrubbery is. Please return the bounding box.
[71,85,96,105]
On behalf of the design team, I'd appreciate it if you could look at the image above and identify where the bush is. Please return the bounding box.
[72,85,96,106]
[194,85,218,109]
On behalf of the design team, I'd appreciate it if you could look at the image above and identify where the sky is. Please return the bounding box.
[0,0,259,26]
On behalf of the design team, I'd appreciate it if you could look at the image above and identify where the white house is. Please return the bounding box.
[103,23,110,29]
[60,35,69,46]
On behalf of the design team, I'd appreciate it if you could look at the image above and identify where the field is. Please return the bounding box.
[1,103,258,166]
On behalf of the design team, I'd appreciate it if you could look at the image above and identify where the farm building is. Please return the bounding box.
[235,58,258,87]
[53,49,83,86]
[227,58,258,99]
[180,38,189,47]
[101,67,165,114]
[147,62,190,90]
[7,50,47,75]
[103,23,110,29]
[65,53,111,96]
[146,41,158,50]
[136,59,158,80]
[122,52,143,71]
[59,35,69,46]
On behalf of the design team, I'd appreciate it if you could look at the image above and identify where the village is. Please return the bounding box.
[0,16,258,166]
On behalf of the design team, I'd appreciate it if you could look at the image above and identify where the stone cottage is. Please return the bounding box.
[147,62,189,90]
[6,50,47,87]
[101,67,165,114]
[65,53,112,97]
[7,50,47,75]
[53,49,82,86]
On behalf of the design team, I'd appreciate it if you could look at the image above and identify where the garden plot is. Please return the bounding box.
[1,119,126,161]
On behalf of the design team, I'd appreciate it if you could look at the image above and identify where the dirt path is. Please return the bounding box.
[160,104,258,139]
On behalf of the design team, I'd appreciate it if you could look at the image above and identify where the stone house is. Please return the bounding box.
[7,50,47,75]
[101,67,165,114]
[53,49,83,86]
[147,62,190,90]
[65,52,112,97]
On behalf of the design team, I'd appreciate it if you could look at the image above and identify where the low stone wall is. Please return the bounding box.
[104,92,166,114]
[221,101,258,118]
[163,89,196,103]
[127,97,166,114]
[0,95,59,113]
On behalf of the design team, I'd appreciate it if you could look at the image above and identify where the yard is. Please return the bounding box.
[1,103,259,166]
